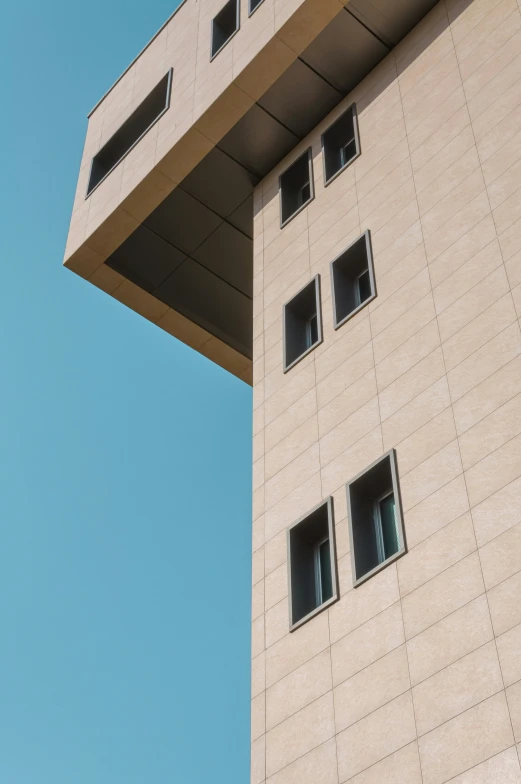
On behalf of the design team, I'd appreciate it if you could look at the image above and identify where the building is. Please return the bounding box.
[64,0,521,781]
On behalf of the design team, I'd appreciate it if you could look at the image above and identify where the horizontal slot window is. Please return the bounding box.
[87,70,172,197]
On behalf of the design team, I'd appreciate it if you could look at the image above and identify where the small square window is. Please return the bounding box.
[283,275,322,372]
[322,104,360,185]
[330,230,376,329]
[279,148,314,227]
[288,498,338,630]
[249,0,265,14]
[211,0,239,59]
[347,450,406,587]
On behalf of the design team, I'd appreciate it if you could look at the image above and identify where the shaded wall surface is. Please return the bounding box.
[251,0,521,782]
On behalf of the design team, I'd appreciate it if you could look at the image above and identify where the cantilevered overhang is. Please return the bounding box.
[64,0,438,382]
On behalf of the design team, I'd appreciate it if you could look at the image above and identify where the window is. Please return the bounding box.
[279,148,314,227]
[283,275,322,372]
[347,450,406,587]
[211,0,239,59]
[322,104,360,185]
[87,70,172,197]
[249,0,265,14]
[314,536,333,607]
[288,498,338,630]
[330,230,376,329]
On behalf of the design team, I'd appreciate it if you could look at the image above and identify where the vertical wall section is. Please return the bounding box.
[251,0,521,781]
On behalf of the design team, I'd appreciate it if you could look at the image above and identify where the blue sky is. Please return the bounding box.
[1,2,251,781]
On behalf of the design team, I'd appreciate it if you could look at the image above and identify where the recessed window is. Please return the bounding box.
[249,0,265,14]
[347,450,406,587]
[279,148,314,227]
[322,104,360,185]
[283,275,322,372]
[211,0,239,59]
[330,230,376,329]
[288,498,338,630]
[87,70,172,197]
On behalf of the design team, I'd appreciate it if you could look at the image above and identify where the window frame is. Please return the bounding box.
[86,69,173,198]
[330,229,376,330]
[248,0,265,16]
[287,497,339,632]
[355,268,371,308]
[282,274,323,373]
[346,449,406,588]
[210,0,240,61]
[321,103,361,187]
[314,535,331,607]
[373,490,396,565]
[279,147,315,229]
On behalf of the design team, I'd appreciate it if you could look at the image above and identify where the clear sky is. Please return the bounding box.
[1,2,252,782]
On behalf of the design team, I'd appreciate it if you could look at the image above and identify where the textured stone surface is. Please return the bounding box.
[251,0,521,780]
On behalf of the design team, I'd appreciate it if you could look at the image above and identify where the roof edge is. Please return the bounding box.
[87,0,189,118]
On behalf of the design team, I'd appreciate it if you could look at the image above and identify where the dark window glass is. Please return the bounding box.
[306,313,318,348]
[331,232,375,328]
[280,150,313,226]
[318,539,333,604]
[288,499,337,628]
[212,0,238,58]
[284,277,321,371]
[347,450,405,584]
[357,269,371,305]
[322,106,359,184]
[378,493,399,563]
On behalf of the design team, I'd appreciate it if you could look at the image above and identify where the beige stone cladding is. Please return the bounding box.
[63,0,348,380]
[251,0,521,782]
[62,0,347,275]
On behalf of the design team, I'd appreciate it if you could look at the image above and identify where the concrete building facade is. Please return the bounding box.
[65,0,521,781]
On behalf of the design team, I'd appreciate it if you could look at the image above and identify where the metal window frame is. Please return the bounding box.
[279,147,315,229]
[287,497,339,632]
[354,268,370,308]
[282,274,323,373]
[346,448,407,588]
[210,0,240,61]
[373,490,396,565]
[248,0,266,17]
[321,103,361,187]
[330,229,377,330]
[313,535,330,607]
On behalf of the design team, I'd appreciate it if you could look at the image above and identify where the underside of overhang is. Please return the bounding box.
[103,0,439,366]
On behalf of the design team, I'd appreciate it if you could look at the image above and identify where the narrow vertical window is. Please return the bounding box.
[322,104,360,185]
[355,268,372,307]
[211,0,239,59]
[283,275,322,372]
[305,312,318,350]
[330,231,376,329]
[288,498,338,630]
[347,450,406,586]
[314,537,333,606]
[279,149,314,227]
[374,492,399,565]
